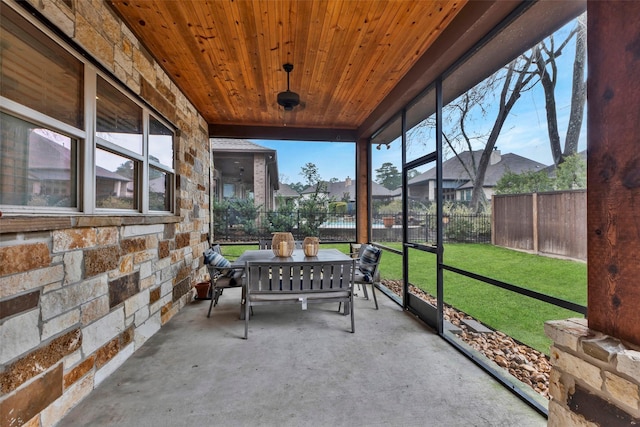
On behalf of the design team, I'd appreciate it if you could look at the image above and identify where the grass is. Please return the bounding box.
[219,242,587,354]
[379,242,586,353]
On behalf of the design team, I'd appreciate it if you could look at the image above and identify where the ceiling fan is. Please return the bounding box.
[277,63,300,111]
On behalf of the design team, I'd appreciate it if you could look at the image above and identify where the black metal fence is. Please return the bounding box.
[213,209,491,244]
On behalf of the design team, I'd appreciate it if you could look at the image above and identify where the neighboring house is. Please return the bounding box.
[274,182,300,209]
[300,176,396,211]
[211,139,279,210]
[408,150,547,202]
[22,132,131,204]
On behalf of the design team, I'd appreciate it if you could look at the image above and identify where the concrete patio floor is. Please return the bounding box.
[59,288,547,427]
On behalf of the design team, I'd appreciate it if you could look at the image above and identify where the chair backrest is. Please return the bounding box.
[245,260,354,293]
[259,239,303,250]
[357,245,382,281]
[204,244,233,278]
[258,239,272,249]
[357,244,367,259]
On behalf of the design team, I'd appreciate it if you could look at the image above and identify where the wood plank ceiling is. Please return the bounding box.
[108,0,467,136]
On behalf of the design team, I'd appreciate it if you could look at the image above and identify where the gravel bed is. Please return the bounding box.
[382,279,551,399]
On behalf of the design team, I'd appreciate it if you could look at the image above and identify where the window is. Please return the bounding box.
[0,113,78,208]
[0,6,83,128]
[148,116,174,211]
[0,4,175,214]
[223,183,236,199]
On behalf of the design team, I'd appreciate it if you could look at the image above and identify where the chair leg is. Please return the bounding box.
[350,295,355,333]
[371,283,379,310]
[207,293,215,318]
[244,302,250,339]
[361,282,369,300]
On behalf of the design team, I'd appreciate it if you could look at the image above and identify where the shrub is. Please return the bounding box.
[213,198,261,236]
[329,201,347,214]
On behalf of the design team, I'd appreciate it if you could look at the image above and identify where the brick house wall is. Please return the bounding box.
[0,1,211,426]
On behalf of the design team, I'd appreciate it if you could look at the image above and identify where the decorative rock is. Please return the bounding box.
[495,355,508,368]
[384,281,553,399]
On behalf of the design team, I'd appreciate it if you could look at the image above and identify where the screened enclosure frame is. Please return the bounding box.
[367,0,588,416]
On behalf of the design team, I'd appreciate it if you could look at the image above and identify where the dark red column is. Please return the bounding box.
[587,0,640,346]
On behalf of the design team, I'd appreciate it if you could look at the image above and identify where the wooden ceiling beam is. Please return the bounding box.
[208,124,356,143]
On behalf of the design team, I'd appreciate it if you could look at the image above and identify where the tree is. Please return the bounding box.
[495,153,585,195]
[495,170,552,195]
[441,53,539,212]
[554,153,586,190]
[288,182,306,194]
[532,13,586,165]
[375,162,401,190]
[407,169,420,180]
[298,163,330,236]
[116,157,163,180]
[116,160,134,179]
[412,15,586,212]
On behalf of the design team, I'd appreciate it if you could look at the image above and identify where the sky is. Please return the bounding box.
[251,139,356,184]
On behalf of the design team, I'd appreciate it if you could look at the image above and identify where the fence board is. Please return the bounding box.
[537,191,587,260]
[493,190,586,261]
[493,194,534,250]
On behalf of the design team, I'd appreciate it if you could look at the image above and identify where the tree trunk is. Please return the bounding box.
[534,45,563,165]
[563,15,587,158]
[470,56,535,212]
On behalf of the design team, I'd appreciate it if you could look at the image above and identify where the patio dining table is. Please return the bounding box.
[231,248,352,266]
[231,248,355,318]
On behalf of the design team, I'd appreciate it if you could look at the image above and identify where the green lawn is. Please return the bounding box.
[379,242,586,354]
[219,242,587,354]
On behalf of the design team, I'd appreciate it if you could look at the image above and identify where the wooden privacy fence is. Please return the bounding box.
[492,190,587,261]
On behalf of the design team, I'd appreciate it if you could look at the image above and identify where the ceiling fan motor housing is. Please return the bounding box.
[277,90,300,110]
[277,63,300,110]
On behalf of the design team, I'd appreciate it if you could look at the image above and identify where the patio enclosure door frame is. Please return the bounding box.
[401,78,444,334]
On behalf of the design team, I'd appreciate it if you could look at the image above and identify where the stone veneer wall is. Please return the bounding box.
[545,318,640,426]
[0,1,211,426]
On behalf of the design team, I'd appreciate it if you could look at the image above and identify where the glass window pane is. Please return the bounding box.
[0,113,77,208]
[96,148,137,209]
[223,183,235,199]
[149,167,171,211]
[371,135,401,241]
[96,76,142,154]
[1,7,83,128]
[405,87,437,163]
[406,163,437,246]
[149,116,174,170]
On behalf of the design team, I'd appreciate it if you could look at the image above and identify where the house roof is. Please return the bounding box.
[28,132,130,182]
[211,138,276,153]
[409,150,547,189]
[275,183,299,198]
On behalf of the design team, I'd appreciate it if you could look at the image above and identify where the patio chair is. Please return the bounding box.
[258,239,303,250]
[352,244,381,309]
[204,245,244,318]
